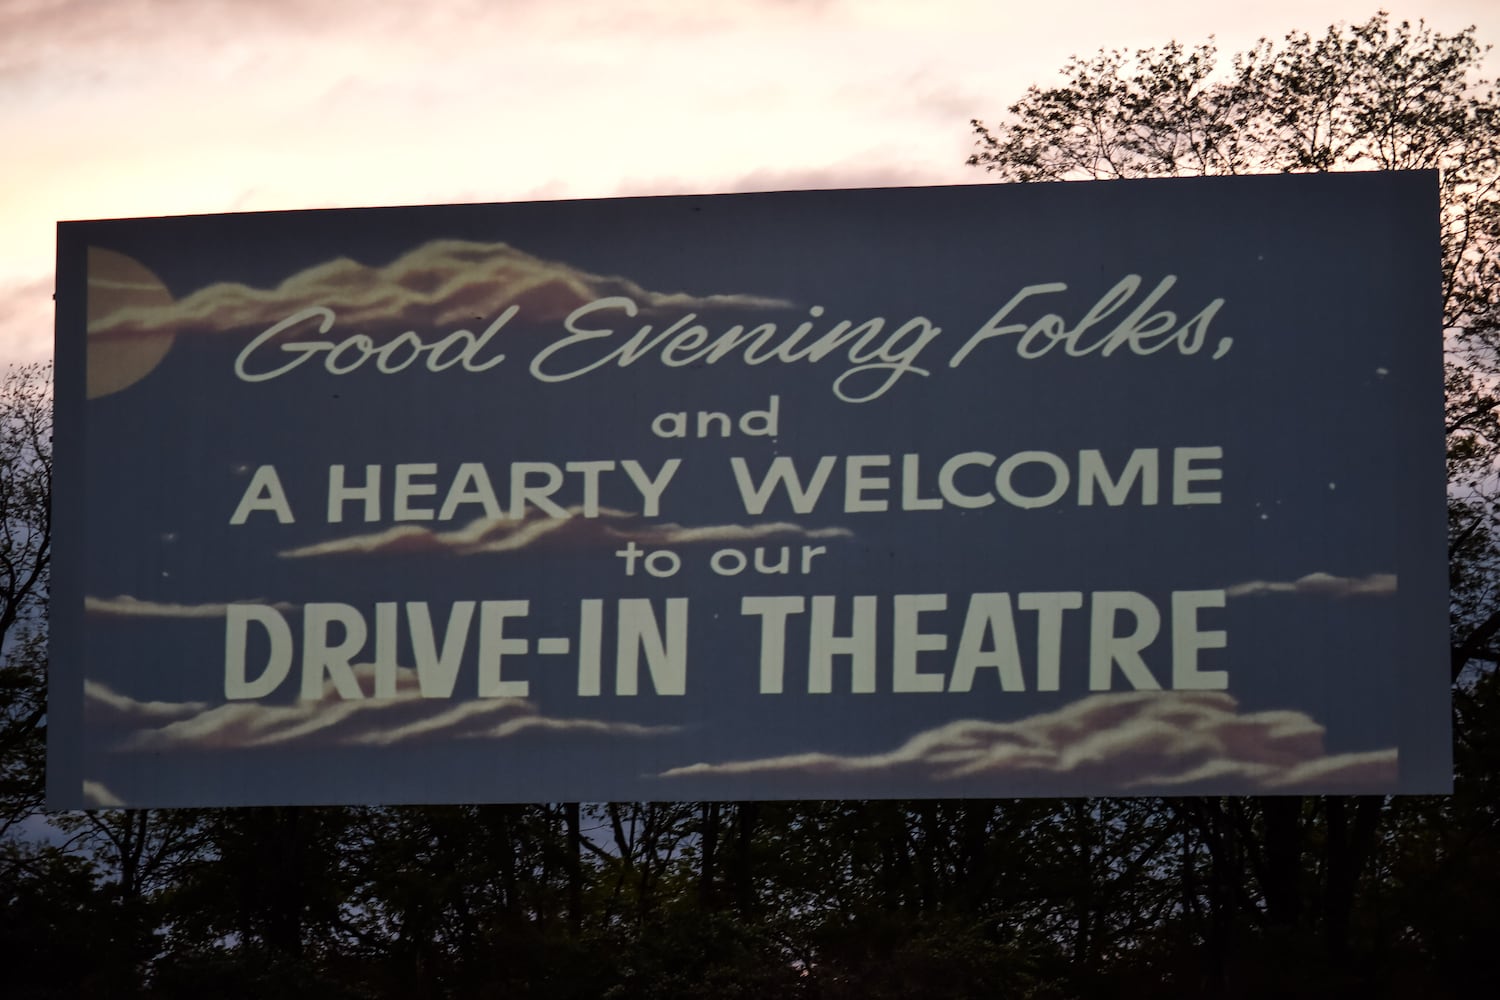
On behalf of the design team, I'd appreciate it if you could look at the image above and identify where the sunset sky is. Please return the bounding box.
[5,0,1496,364]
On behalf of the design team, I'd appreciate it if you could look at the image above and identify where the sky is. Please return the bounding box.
[3,0,1496,365]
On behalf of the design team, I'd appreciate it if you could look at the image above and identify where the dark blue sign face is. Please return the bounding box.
[48,173,1449,807]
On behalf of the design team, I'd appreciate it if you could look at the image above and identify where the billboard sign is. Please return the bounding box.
[48,173,1449,807]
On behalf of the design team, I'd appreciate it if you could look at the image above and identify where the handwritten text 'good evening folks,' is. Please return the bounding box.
[234,275,1230,402]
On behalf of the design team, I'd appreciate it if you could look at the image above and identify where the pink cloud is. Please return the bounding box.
[0,278,53,364]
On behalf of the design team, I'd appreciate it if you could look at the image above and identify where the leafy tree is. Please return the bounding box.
[0,362,50,836]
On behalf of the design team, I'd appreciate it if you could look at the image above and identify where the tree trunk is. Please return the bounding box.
[731,801,758,916]
[698,801,720,911]
[1259,796,1303,930]
[565,802,583,935]
[1323,795,1385,964]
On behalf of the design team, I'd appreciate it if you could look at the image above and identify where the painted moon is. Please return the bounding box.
[87,248,177,399]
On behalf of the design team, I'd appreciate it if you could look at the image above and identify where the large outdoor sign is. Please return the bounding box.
[48,173,1449,808]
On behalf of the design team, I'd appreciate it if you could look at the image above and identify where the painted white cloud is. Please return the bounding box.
[88,238,791,342]
[86,595,298,619]
[658,691,1396,792]
[278,506,852,559]
[81,780,125,809]
[84,680,208,728]
[1226,572,1397,599]
[85,666,676,751]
